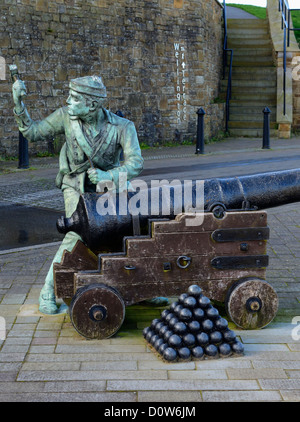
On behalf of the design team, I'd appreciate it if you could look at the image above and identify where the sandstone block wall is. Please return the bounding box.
[0,0,224,156]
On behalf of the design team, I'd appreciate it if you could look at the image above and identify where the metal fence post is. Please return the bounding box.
[18,131,29,169]
[262,107,271,150]
[195,108,205,155]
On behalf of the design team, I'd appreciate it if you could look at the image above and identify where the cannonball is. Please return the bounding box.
[159,325,169,337]
[187,320,201,333]
[169,316,179,329]
[193,307,205,321]
[183,333,196,348]
[209,331,223,345]
[202,319,214,332]
[174,304,184,316]
[163,329,174,342]
[183,296,197,309]
[206,307,220,320]
[179,307,193,321]
[178,293,189,304]
[173,321,188,335]
[178,347,191,360]
[204,344,218,357]
[143,326,151,338]
[231,340,244,355]
[170,301,179,311]
[168,334,182,349]
[158,342,169,355]
[198,296,211,308]
[163,347,178,362]
[223,329,236,343]
[146,330,154,342]
[150,334,160,346]
[154,337,164,351]
[161,309,170,320]
[218,343,232,357]
[215,317,229,331]
[151,318,161,329]
[165,312,175,324]
[155,321,165,333]
[191,346,204,359]
[188,285,202,297]
[196,332,209,347]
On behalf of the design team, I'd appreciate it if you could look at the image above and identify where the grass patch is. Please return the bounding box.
[291,10,300,46]
[227,4,266,19]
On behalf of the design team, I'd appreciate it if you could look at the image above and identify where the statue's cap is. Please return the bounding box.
[69,75,107,98]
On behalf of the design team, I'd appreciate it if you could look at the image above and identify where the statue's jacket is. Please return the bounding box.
[13,106,144,193]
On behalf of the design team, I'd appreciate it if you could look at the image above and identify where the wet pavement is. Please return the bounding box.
[0,204,63,251]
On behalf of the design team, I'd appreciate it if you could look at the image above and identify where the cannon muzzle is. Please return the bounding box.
[57,168,300,252]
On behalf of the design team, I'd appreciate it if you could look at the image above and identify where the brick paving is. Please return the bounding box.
[0,137,300,402]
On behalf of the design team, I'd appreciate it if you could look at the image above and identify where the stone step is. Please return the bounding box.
[220,90,276,103]
[227,38,273,47]
[227,19,269,28]
[229,48,274,57]
[230,86,276,94]
[229,121,277,129]
[224,66,277,79]
[229,99,277,107]
[228,128,278,137]
[232,58,275,67]
[229,113,276,122]
[230,92,276,101]
[221,79,276,88]
[230,105,276,115]
[227,28,270,37]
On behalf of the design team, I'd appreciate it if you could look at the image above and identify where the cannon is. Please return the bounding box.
[54,169,300,339]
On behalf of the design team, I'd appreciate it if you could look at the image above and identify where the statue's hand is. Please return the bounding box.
[87,168,112,185]
[12,80,27,108]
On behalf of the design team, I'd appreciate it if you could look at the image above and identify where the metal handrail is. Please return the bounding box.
[223,0,233,133]
[278,0,300,115]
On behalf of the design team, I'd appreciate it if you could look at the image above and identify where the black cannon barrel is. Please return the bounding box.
[57,169,300,252]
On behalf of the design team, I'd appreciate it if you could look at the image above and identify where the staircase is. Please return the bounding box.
[221,18,277,137]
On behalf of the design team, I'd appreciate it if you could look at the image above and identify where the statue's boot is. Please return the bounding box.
[39,288,58,314]
[38,231,82,315]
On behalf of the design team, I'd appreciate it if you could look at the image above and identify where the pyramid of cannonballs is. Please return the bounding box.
[143,285,244,362]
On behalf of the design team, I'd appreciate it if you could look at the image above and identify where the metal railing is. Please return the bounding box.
[278,0,300,115]
[223,0,233,133]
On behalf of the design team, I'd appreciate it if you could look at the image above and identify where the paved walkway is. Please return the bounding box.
[1,135,300,402]
[226,6,259,19]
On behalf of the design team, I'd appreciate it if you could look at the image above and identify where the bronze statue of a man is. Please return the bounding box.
[12,75,144,314]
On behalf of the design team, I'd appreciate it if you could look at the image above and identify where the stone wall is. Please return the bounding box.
[267,0,300,138]
[0,0,224,157]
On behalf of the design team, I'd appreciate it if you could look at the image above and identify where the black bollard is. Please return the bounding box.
[195,108,205,155]
[18,131,29,169]
[262,107,271,150]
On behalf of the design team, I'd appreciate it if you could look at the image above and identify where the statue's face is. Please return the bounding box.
[66,89,90,120]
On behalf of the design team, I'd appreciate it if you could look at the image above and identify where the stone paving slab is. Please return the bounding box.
[0,202,300,401]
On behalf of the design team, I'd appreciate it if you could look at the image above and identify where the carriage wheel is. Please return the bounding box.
[70,283,125,339]
[225,277,278,330]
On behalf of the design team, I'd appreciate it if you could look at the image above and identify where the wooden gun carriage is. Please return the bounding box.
[53,169,300,339]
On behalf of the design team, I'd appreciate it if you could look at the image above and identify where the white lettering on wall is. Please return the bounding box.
[174,42,188,124]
